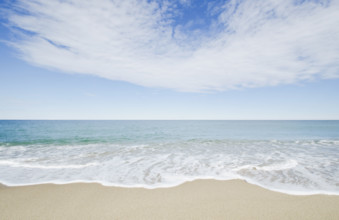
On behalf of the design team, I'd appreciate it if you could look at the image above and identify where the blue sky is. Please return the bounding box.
[1,0,339,119]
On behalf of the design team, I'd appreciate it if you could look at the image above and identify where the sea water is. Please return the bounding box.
[0,120,338,195]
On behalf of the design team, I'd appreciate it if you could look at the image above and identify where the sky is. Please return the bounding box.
[0,0,339,120]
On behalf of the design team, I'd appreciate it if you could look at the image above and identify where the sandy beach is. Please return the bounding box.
[1,179,338,220]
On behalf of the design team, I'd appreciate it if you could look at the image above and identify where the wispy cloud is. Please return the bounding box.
[4,0,339,92]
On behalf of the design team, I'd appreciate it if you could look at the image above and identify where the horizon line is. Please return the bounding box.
[1,119,339,121]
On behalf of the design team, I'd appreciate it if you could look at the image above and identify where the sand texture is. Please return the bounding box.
[1,179,338,220]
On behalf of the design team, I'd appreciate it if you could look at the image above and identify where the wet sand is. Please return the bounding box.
[1,179,338,220]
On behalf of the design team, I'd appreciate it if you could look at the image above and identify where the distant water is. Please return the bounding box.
[0,120,338,195]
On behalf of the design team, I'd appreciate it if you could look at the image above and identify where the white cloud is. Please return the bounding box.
[5,0,339,92]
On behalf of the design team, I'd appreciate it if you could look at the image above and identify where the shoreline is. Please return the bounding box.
[1,178,338,196]
[1,179,339,219]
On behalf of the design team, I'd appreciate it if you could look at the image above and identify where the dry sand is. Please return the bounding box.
[0,179,338,220]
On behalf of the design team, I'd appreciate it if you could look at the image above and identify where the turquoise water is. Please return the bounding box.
[0,120,338,194]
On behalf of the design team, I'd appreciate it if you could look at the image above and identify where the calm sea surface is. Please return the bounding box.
[0,120,338,194]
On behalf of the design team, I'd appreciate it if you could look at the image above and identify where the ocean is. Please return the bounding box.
[0,120,338,195]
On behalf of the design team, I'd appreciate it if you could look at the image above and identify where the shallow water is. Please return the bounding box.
[0,120,338,194]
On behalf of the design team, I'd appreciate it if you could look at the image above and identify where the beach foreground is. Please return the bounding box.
[1,180,338,220]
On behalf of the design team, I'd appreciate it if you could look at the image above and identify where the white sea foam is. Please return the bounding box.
[234,159,298,171]
[0,160,98,169]
[0,140,338,195]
